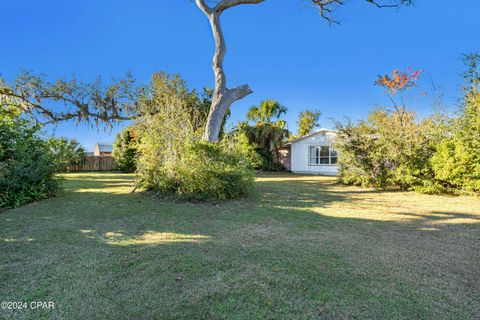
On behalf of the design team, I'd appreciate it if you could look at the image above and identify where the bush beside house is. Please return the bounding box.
[334,108,447,192]
[335,57,480,195]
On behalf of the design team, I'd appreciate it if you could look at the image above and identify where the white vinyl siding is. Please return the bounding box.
[290,130,338,175]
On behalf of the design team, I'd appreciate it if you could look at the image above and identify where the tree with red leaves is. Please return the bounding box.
[375,68,423,115]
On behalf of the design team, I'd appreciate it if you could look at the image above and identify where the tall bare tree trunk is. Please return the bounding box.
[203,12,252,141]
[195,0,262,142]
[194,0,404,141]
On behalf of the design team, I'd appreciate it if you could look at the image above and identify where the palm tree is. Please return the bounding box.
[237,100,289,170]
[246,99,287,124]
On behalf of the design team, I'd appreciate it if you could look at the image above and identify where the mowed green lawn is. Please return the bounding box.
[1,172,479,319]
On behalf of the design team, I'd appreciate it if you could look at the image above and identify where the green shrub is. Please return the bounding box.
[236,122,288,171]
[135,73,257,201]
[0,139,61,207]
[171,137,256,200]
[138,129,257,201]
[336,56,479,195]
[0,105,61,208]
[112,126,138,173]
[47,137,86,172]
[413,181,447,195]
[335,108,447,190]
[431,88,480,193]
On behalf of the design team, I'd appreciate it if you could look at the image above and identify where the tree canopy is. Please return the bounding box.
[247,100,287,125]
[112,127,138,173]
[297,110,322,137]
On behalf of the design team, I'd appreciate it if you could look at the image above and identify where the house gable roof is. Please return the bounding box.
[286,129,336,145]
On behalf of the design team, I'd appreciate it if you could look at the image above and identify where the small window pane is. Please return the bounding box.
[330,147,338,157]
[309,147,318,165]
[331,157,338,164]
[320,157,329,164]
[320,146,329,157]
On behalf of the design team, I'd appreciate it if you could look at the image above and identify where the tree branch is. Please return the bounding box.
[214,0,265,14]
[194,0,212,15]
[0,71,138,127]
[1,90,133,126]
[312,0,412,25]
[229,84,253,101]
[365,0,407,8]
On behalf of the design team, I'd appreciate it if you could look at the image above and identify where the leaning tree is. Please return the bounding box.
[0,0,412,141]
[195,0,412,142]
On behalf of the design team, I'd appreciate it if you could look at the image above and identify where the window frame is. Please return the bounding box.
[308,145,338,166]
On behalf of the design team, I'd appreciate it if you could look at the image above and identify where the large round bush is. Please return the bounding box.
[134,73,258,200]
[0,106,61,208]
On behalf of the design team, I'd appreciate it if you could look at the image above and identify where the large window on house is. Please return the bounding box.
[309,146,338,165]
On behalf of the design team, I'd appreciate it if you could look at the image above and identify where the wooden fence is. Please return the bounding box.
[67,156,117,172]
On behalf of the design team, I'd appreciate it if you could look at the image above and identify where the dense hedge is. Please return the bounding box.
[335,55,480,195]
[0,107,61,208]
[335,95,479,195]
[334,109,446,192]
[431,89,480,193]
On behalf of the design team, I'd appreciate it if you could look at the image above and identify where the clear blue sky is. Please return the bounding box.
[2,0,479,151]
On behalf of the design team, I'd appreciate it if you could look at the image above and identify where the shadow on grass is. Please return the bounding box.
[58,171,480,236]
[2,172,479,319]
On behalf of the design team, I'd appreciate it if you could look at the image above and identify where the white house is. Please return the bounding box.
[279,129,339,175]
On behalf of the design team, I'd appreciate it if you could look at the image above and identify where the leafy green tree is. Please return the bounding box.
[247,99,287,124]
[0,104,26,162]
[431,54,480,193]
[47,137,86,172]
[297,109,321,137]
[113,127,138,173]
[136,72,226,135]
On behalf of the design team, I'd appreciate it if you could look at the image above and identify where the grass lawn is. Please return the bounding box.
[1,172,479,319]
